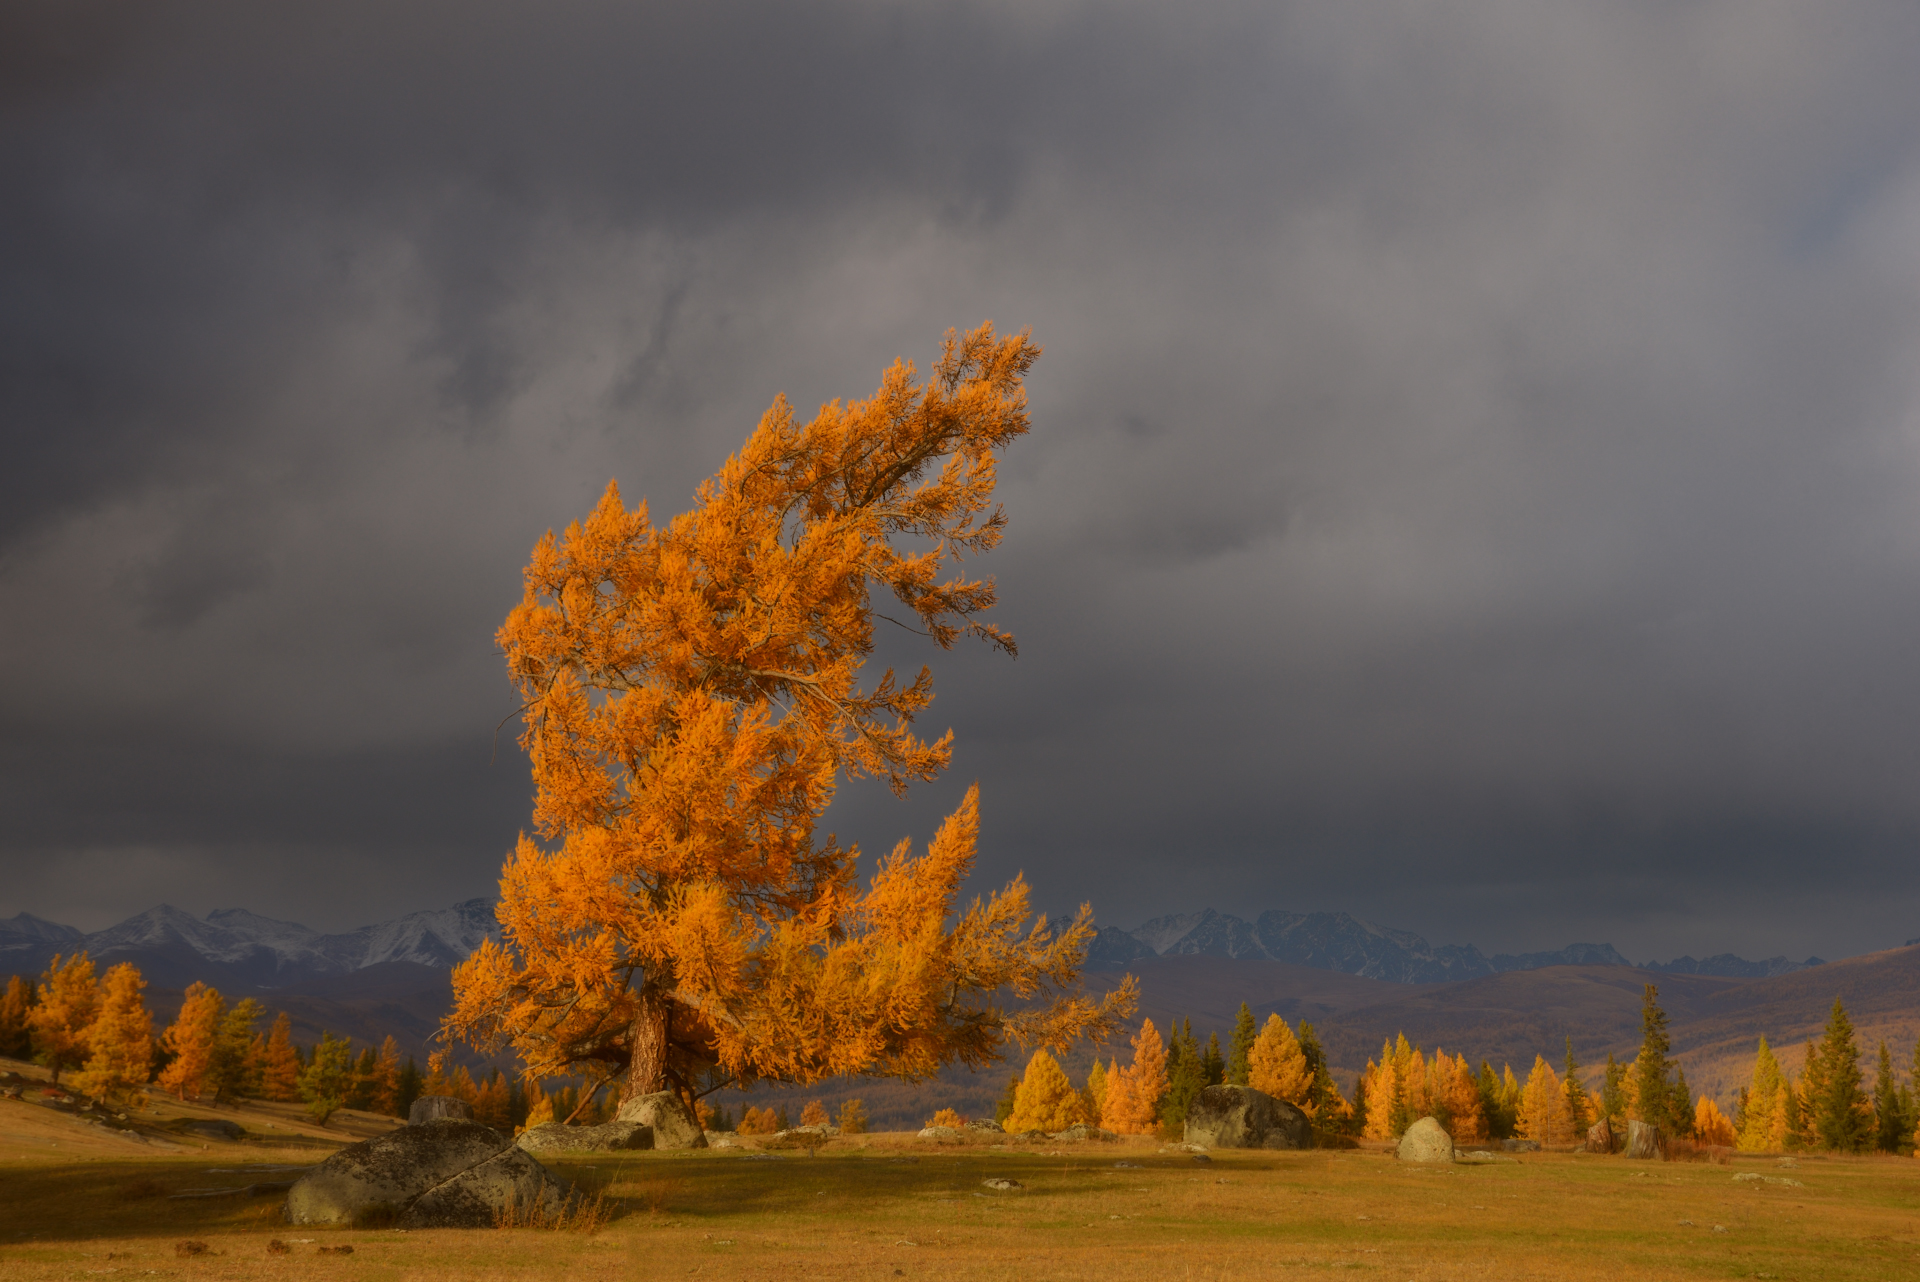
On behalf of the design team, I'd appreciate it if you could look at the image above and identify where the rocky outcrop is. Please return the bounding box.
[1049,1123,1117,1142]
[1183,1085,1312,1150]
[615,1092,706,1150]
[1396,1116,1455,1163]
[965,1118,1005,1133]
[285,1119,570,1228]
[1626,1120,1664,1160]
[1501,1138,1541,1153]
[514,1121,654,1153]
[409,1096,473,1125]
[918,1125,961,1139]
[1585,1119,1615,1153]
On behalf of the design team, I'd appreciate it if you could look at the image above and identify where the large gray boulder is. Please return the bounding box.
[1396,1116,1455,1163]
[409,1096,473,1125]
[286,1119,570,1228]
[1626,1120,1665,1160]
[1585,1118,1616,1154]
[614,1091,707,1150]
[1183,1086,1312,1151]
[515,1121,653,1153]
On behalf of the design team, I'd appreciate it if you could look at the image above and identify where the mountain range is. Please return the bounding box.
[1084,908,1823,983]
[0,900,498,992]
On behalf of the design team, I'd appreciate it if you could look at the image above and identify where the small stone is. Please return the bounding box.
[175,1240,209,1257]
[982,1178,1024,1191]
[1712,1225,1727,1234]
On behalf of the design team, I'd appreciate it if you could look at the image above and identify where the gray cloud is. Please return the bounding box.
[5,1,1920,962]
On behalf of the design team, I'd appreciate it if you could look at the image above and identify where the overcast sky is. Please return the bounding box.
[6,1,1920,965]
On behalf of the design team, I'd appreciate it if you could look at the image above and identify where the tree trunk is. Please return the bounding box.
[623,986,671,1104]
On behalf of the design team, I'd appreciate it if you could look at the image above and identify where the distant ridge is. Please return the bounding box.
[1087,907,1822,985]
[0,900,498,990]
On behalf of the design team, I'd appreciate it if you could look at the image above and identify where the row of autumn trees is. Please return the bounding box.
[2,952,449,1126]
[973,984,1914,1155]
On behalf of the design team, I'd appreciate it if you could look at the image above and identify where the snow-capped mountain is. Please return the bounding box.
[1086,906,1816,985]
[0,899,499,988]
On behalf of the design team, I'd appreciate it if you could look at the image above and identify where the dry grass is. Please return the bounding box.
[6,1084,1920,1281]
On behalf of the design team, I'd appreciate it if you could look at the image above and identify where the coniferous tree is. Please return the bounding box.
[1159,1018,1207,1133]
[368,1037,403,1116]
[1249,1015,1311,1105]
[1227,1003,1256,1087]
[1601,1053,1627,1130]
[299,1031,354,1126]
[1563,1037,1592,1135]
[1085,1057,1109,1126]
[1693,1095,1736,1146]
[1871,1041,1904,1153]
[1105,1019,1169,1135]
[1298,1022,1341,1124]
[208,998,264,1103]
[397,1055,423,1118]
[1475,1061,1507,1138]
[1732,1085,1750,1136]
[994,1074,1021,1125]
[28,953,98,1085]
[260,1012,302,1103]
[1737,1037,1789,1152]
[73,963,152,1109]
[837,1098,868,1133]
[1812,998,1866,1153]
[1793,1037,1824,1149]
[1203,1032,1225,1087]
[0,974,35,1059]
[346,1046,379,1111]
[1668,1065,1693,1138]
[1516,1055,1569,1144]
[1350,1071,1369,1135]
[1633,984,1677,1132]
[1007,1049,1086,1132]
[158,983,225,1100]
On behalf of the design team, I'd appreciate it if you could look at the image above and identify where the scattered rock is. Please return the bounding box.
[286,1117,571,1228]
[1113,1161,1140,1168]
[1625,1120,1664,1161]
[1009,1129,1048,1142]
[1048,1123,1118,1142]
[1500,1138,1540,1153]
[1191,1153,1212,1164]
[408,1095,473,1125]
[918,1126,961,1140]
[614,1091,707,1150]
[1183,1085,1312,1151]
[514,1121,653,1153]
[1396,1117,1454,1164]
[1732,1172,1804,1187]
[707,1133,742,1148]
[1585,1119,1615,1154]
[1455,1150,1515,1164]
[982,1178,1024,1191]
[267,1240,291,1255]
[177,1119,244,1142]
[1711,1225,1727,1234]
[175,1240,210,1256]
[965,1118,1004,1133]
[317,1244,355,1255]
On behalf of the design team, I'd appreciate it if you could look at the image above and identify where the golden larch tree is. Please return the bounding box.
[1006,1048,1085,1133]
[1694,1095,1736,1146]
[800,1099,830,1127]
[446,325,1133,1106]
[1,974,34,1059]
[1431,1050,1487,1142]
[261,1012,302,1103]
[28,953,98,1084]
[159,984,225,1100]
[368,1037,403,1116]
[1104,1019,1169,1135]
[1516,1055,1570,1144]
[1084,1057,1109,1126]
[73,963,153,1108]
[1736,1036,1789,1152]
[1248,1014,1311,1106]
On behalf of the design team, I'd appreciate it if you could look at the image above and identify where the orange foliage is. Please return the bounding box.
[1694,1095,1736,1146]
[73,963,152,1108]
[1430,1050,1487,1143]
[1517,1055,1571,1145]
[260,1013,301,1103]
[1248,1015,1311,1106]
[800,1099,830,1127]
[158,983,224,1101]
[446,325,1133,1104]
[27,953,98,1085]
[739,1105,781,1134]
[927,1107,966,1129]
[473,1070,512,1129]
[1104,1019,1170,1135]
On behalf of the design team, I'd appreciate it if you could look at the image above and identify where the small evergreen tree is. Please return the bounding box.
[993,1074,1020,1125]
[260,1012,302,1103]
[1008,1049,1085,1133]
[208,998,264,1103]
[1634,984,1676,1133]
[1812,998,1866,1153]
[396,1055,423,1118]
[1203,1032,1225,1086]
[1350,1071,1369,1134]
[1298,1023,1338,1123]
[1159,1019,1207,1133]
[1732,1084,1749,1136]
[1872,1040,1904,1153]
[1668,1065,1693,1137]
[1600,1052,1627,1131]
[1227,1002,1256,1087]
[158,983,225,1100]
[1476,1061,1516,1139]
[1563,1037,1592,1135]
[299,1031,354,1126]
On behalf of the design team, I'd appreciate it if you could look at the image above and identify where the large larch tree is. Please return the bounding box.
[447,325,1134,1105]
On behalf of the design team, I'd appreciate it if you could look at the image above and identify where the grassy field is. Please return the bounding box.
[4,1078,1917,1280]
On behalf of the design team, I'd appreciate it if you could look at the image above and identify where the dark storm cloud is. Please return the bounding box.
[5,1,1920,961]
